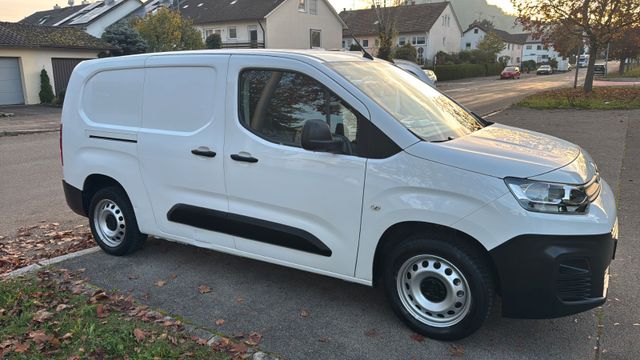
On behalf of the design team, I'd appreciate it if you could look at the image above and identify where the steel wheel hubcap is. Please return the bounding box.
[94,199,126,247]
[396,254,471,327]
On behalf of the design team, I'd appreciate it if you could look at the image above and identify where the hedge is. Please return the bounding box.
[432,63,506,81]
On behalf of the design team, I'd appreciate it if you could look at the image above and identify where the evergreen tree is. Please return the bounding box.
[39,69,54,104]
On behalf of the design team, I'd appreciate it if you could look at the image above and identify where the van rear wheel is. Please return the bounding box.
[88,187,146,256]
[383,234,494,341]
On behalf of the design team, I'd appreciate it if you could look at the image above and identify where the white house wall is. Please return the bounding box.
[195,21,265,44]
[498,42,522,65]
[461,27,484,51]
[84,0,142,37]
[0,48,100,104]
[266,0,343,49]
[425,3,461,61]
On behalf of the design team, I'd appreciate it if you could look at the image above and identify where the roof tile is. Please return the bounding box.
[0,22,114,50]
[340,2,449,36]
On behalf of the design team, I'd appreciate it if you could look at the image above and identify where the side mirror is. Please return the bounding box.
[301,119,342,153]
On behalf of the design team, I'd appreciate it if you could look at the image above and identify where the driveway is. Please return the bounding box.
[55,109,640,360]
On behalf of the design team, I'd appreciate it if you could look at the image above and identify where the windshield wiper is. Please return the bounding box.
[431,136,456,143]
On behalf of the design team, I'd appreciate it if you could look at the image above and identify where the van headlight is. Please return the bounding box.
[505,178,590,214]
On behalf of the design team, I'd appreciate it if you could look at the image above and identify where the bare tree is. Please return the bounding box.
[370,0,403,60]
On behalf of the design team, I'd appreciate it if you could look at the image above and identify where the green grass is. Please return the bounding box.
[0,271,228,359]
[604,66,640,79]
[516,87,640,110]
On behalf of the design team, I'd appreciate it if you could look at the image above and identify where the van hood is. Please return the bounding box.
[404,123,586,180]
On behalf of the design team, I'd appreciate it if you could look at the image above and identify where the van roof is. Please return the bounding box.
[88,49,371,65]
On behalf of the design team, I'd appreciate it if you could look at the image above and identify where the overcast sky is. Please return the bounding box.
[0,0,514,22]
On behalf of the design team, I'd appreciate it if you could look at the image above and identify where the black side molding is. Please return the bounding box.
[89,135,137,143]
[167,204,332,257]
[62,180,86,217]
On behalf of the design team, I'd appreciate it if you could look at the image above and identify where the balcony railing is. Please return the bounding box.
[221,41,265,49]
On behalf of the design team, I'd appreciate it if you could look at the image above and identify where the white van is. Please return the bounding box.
[62,50,617,340]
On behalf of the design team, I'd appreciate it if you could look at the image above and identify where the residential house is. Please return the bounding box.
[461,24,528,65]
[20,0,144,37]
[179,0,345,49]
[0,22,113,105]
[339,2,462,65]
[522,35,571,70]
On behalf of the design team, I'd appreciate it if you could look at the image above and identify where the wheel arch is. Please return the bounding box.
[82,174,131,217]
[371,221,500,292]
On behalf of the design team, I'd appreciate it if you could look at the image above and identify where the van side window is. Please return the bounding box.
[82,69,144,127]
[238,69,360,155]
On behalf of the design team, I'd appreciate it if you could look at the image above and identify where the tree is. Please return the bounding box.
[609,27,640,73]
[476,31,505,62]
[394,43,417,62]
[498,55,511,66]
[513,0,640,93]
[470,19,496,30]
[102,22,148,56]
[133,8,204,52]
[39,69,54,104]
[206,33,222,49]
[370,0,402,60]
[548,57,559,68]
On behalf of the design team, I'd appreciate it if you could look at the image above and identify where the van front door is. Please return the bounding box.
[138,55,234,250]
[223,56,368,276]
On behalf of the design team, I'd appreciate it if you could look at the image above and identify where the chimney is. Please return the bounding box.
[54,4,61,9]
[68,0,74,6]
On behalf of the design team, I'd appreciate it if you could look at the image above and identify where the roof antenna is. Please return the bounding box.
[345,26,374,60]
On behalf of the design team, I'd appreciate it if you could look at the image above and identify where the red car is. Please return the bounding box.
[500,66,521,79]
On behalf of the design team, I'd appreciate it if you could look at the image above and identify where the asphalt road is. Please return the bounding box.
[439,71,586,115]
[1,74,638,359]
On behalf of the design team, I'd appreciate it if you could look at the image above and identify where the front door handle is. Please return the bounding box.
[230,153,258,163]
[191,147,217,158]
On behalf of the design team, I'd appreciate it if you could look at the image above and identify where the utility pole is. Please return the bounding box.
[574,47,581,89]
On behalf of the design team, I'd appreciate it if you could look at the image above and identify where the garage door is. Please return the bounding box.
[52,58,89,95]
[0,57,24,105]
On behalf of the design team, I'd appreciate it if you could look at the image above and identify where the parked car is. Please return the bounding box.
[500,66,521,79]
[393,59,436,87]
[62,50,617,341]
[536,65,553,75]
[594,63,606,76]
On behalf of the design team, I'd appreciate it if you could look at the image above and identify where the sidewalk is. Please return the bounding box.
[0,105,61,136]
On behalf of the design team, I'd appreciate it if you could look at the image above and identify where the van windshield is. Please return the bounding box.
[328,61,484,142]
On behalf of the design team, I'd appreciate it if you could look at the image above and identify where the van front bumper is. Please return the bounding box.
[489,220,618,318]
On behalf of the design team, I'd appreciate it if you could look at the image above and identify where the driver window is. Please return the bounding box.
[239,69,359,155]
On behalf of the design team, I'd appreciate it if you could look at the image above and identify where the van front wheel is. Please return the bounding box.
[383,234,494,340]
[88,187,146,256]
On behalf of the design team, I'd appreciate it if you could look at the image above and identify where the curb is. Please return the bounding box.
[1,246,100,279]
[0,128,60,137]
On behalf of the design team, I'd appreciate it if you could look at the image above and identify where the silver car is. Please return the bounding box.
[393,59,437,87]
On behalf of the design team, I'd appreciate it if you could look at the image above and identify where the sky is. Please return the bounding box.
[0,0,515,22]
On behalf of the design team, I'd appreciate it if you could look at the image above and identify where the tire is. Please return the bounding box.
[382,233,495,341]
[88,186,147,256]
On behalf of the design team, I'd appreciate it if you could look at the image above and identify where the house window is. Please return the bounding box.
[228,26,237,39]
[474,28,479,34]
[310,29,321,48]
[526,45,532,50]
[362,39,369,48]
[398,37,406,46]
[516,57,520,63]
[342,40,346,48]
[412,36,426,45]
[309,0,317,15]
[442,37,445,45]
[298,0,306,12]
[537,45,542,50]
[465,42,471,49]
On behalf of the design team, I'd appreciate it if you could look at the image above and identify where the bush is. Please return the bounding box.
[523,60,537,72]
[39,69,54,104]
[349,43,360,51]
[206,33,222,49]
[102,21,147,56]
[394,44,417,63]
[486,63,504,76]
[434,64,485,81]
[53,89,66,107]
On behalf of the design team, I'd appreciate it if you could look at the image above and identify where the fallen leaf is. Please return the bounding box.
[245,331,262,346]
[410,333,425,343]
[232,331,244,339]
[229,342,248,354]
[364,329,378,337]
[28,330,53,344]
[128,274,139,280]
[13,342,29,353]
[61,333,73,341]
[56,304,71,312]
[133,328,146,342]
[96,304,105,318]
[449,344,464,357]
[318,337,329,343]
[198,285,212,294]
[155,280,167,288]
[215,319,225,326]
[299,309,310,318]
[0,308,5,316]
[32,309,53,323]
[235,297,244,304]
